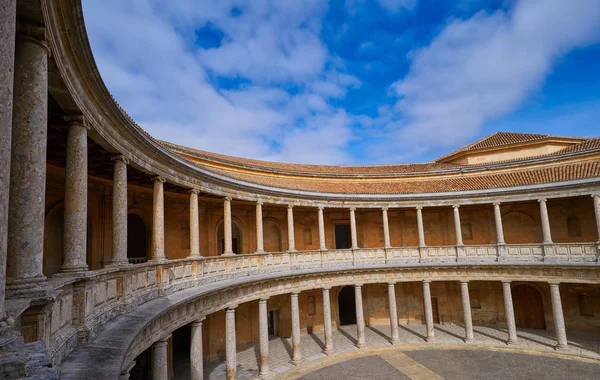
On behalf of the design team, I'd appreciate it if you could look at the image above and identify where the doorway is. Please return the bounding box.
[268,310,280,336]
[335,224,351,249]
[512,284,546,329]
[338,286,356,325]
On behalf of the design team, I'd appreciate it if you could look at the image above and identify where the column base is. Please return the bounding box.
[105,260,131,268]
[148,258,169,264]
[323,348,336,356]
[356,342,367,349]
[555,344,569,351]
[425,336,436,343]
[464,338,474,344]
[59,263,89,274]
[187,254,203,260]
[506,339,519,346]
[222,252,235,257]
[259,370,272,379]
[291,357,303,365]
[6,276,48,299]
[390,338,401,345]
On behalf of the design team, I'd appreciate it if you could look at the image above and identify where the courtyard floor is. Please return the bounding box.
[173,324,600,379]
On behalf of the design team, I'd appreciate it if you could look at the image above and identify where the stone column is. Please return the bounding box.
[355,285,366,348]
[290,292,302,364]
[318,206,326,250]
[382,207,391,248]
[258,298,270,378]
[453,205,464,246]
[592,195,600,244]
[7,24,50,296]
[150,177,166,262]
[152,337,169,380]
[502,281,518,345]
[416,207,426,247]
[256,201,265,254]
[223,197,233,256]
[119,361,136,380]
[493,203,505,244]
[61,115,89,273]
[538,198,553,244]
[460,280,474,343]
[110,155,129,266]
[350,208,358,249]
[287,205,296,252]
[322,287,335,354]
[0,0,16,317]
[549,282,568,350]
[225,306,237,380]
[388,282,400,344]
[190,317,205,380]
[189,189,201,259]
[422,280,435,342]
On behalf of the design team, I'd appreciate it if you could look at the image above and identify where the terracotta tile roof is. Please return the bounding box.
[204,160,600,194]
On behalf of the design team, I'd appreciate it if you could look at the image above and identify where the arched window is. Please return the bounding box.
[217,220,243,255]
[127,214,148,264]
[263,220,282,253]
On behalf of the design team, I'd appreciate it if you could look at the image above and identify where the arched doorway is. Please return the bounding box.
[217,220,243,255]
[127,214,148,263]
[263,220,282,253]
[512,284,546,329]
[338,286,356,325]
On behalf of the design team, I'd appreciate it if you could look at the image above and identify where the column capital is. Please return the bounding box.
[64,114,88,129]
[110,155,130,165]
[453,204,460,209]
[291,291,300,296]
[226,305,237,312]
[152,176,166,183]
[592,194,600,199]
[460,280,469,284]
[16,23,49,52]
[501,280,512,285]
[188,188,200,195]
[388,282,396,287]
[422,279,431,284]
[493,202,501,206]
[548,281,561,286]
[381,206,389,211]
[354,284,363,289]
[259,298,269,303]
[224,196,232,201]
[416,206,423,210]
[256,200,264,206]
[317,205,325,210]
[191,317,206,327]
[322,286,331,291]
[287,204,294,209]
[349,207,356,211]
[538,198,547,203]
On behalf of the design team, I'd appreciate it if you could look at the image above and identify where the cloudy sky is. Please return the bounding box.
[82,0,600,165]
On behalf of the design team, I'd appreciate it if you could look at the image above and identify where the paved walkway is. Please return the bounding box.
[173,324,600,379]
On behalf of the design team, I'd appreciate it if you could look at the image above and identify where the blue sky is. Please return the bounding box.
[82,0,600,165]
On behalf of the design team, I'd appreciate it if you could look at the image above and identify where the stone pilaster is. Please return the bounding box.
[189,189,201,259]
[350,207,358,249]
[322,287,335,355]
[150,176,166,262]
[223,197,233,256]
[382,207,391,248]
[422,280,435,342]
[225,306,237,380]
[291,292,302,364]
[453,205,463,246]
[190,317,205,380]
[61,115,89,273]
[7,24,50,297]
[256,201,265,254]
[152,337,169,380]
[388,282,400,345]
[416,207,426,247]
[258,298,270,378]
[549,282,568,350]
[460,280,474,343]
[287,205,296,252]
[502,281,518,345]
[592,195,600,245]
[538,199,553,244]
[0,0,16,317]
[318,206,326,250]
[109,155,129,266]
[355,285,366,348]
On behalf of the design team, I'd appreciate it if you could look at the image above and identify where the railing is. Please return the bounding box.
[128,257,148,265]
[45,243,598,364]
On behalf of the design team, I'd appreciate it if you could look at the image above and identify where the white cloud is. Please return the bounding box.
[377,0,600,162]
[346,0,418,14]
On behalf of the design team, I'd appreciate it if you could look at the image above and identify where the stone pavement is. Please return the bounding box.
[172,324,600,379]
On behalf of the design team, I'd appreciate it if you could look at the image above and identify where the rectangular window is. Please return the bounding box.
[303,226,312,245]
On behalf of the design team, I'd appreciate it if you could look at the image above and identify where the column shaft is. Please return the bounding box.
[382,208,391,248]
[152,338,169,380]
[416,207,426,247]
[502,281,518,345]
[0,0,16,316]
[539,199,553,244]
[493,203,505,244]
[287,205,296,252]
[355,285,366,348]
[223,197,233,255]
[388,283,400,344]
[318,207,326,250]
[7,24,49,295]
[190,319,205,380]
[350,208,358,249]
[422,280,435,341]
[256,202,264,253]
[291,292,302,364]
[151,177,166,261]
[592,195,600,243]
[61,116,89,272]
[189,190,201,258]
[460,281,474,343]
[258,298,270,378]
[225,307,237,380]
[453,205,463,246]
[322,288,334,354]
[549,283,568,349]
[110,156,129,265]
